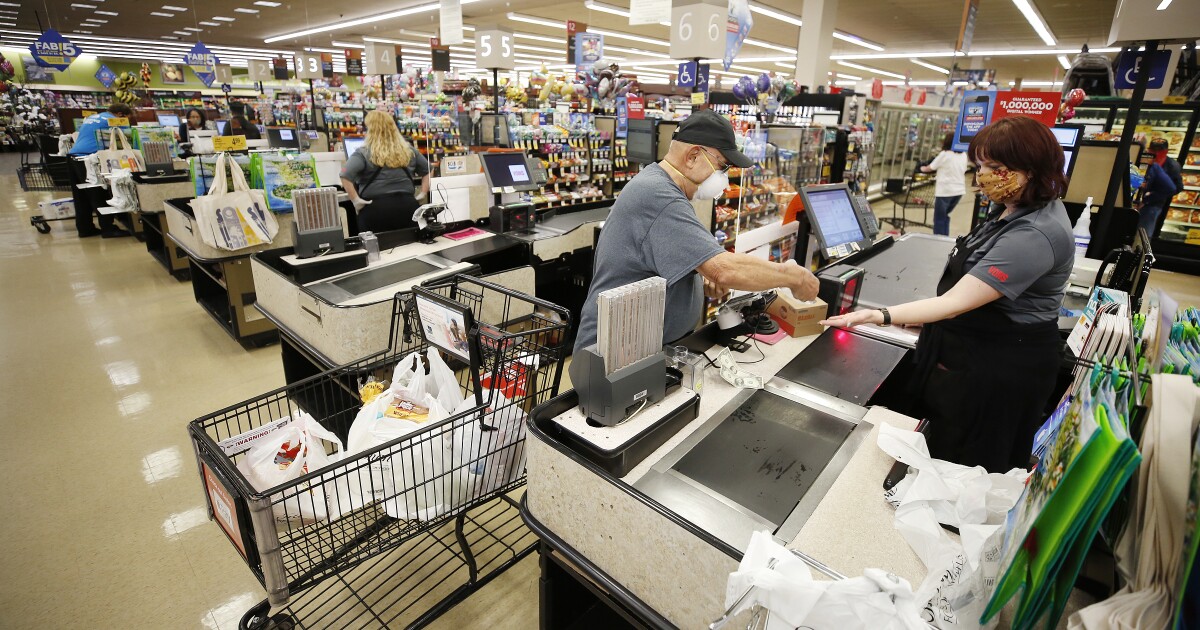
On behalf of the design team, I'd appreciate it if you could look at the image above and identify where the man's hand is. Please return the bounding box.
[785,260,820,301]
[704,277,729,300]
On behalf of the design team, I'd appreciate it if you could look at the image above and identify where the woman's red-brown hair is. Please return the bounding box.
[968,116,1068,207]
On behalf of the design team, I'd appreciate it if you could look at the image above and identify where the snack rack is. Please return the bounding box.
[188,275,570,629]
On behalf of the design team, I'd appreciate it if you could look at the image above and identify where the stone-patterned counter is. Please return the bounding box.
[526,333,925,628]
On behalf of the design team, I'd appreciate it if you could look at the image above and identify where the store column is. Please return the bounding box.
[792,0,838,92]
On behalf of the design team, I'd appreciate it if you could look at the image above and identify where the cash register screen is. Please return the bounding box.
[671,390,855,525]
[480,152,535,190]
[343,136,365,157]
[807,187,865,248]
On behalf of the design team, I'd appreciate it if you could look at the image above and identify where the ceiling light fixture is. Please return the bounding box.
[605,45,670,58]
[71,3,97,8]
[254,1,281,6]
[833,46,1120,61]
[743,38,795,54]
[235,8,259,13]
[264,0,479,43]
[150,12,173,17]
[1156,0,1173,8]
[330,41,366,49]
[514,32,560,44]
[1010,0,1056,46]
[199,21,219,26]
[837,72,862,80]
[183,26,202,31]
[832,32,884,51]
[910,58,949,74]
[514,43,561,55]
[161,5,187,10]
[837,60,905,79]
[83,18,107,23]
[95,10,118,16]
[0,2,20,6]
[505,12,563,29]
[173,30,190,35]
[587,26,669,47]
[161,35,178,39]
[212,16,235,21]
[748,3,802,27]
[1057,54,1071,70]
[1007,80,1063,86]
[582,1,671,27]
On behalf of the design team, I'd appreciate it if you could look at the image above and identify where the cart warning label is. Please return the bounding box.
[217,415,296,456]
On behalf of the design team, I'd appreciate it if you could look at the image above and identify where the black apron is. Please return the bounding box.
[911,206,1063,473]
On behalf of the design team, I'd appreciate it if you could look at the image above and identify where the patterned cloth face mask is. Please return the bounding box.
[976,167,1024,203]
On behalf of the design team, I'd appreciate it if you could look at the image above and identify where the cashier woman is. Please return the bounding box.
[822,116,1073,473]
[574,110,820,355]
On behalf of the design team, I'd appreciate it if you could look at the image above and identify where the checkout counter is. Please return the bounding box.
[131,172,194,279]
[251,228,532,383]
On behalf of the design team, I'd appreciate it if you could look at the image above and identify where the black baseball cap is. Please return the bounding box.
[672,109,755,168]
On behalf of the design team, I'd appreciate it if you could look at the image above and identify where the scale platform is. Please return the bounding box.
[774,327,910,406]
[633,380,871,553]
[306,254,457,304]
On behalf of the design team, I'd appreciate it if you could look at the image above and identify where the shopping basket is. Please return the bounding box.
[188,274,570,629]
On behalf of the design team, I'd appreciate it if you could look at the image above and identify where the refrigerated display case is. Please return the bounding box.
[868,103,958,196]
[1075,99,1200,273]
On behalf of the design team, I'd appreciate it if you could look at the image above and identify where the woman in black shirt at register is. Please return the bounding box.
[822,117,1075,472]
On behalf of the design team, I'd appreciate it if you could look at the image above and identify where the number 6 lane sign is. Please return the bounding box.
[670,0,725,60]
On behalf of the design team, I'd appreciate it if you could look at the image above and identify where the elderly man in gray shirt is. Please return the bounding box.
[574,110,819,355]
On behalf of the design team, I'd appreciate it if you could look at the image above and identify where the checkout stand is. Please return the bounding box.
[132,172,194,279]
[162,196,344,347]
[251,228,532,383]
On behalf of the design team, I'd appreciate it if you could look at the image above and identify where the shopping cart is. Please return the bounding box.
[188,275,571,629]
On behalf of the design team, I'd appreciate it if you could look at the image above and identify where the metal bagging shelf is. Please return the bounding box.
[188,274,570,629]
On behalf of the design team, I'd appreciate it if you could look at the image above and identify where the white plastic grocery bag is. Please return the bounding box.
[106,169,139,212]
[343,352,452,521]
[425,348,465,413]
[447,389,528,508]
[234,411,345,525]
[96,128,144,174]
[189,152,279,251]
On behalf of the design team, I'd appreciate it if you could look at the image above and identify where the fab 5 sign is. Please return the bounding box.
[30,29,81,71]
[184,42,220,88]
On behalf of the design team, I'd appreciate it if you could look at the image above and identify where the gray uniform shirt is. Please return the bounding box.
[574,163,724,354]
[964,199,1074,324]
[339,143,429,198]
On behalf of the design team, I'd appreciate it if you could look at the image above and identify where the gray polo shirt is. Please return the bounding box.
[964,199,1074,323]
[340,143,429,198]
[574,163,724,354]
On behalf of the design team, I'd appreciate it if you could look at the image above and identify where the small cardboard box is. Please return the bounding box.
[768,293,827,338]
[38,198,75,219]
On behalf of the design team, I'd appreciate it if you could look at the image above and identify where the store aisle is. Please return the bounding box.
[0,154,539,628]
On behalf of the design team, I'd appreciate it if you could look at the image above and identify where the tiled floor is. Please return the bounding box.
[0,156,1195,628]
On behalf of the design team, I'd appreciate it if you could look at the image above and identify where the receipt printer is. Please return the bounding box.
[570,346,667,427]
[489,202,536,233]
[817,264,864,318]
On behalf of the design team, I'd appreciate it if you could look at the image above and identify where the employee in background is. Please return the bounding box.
[222,113,262,141]
[340,109,430,233]
[178,107,213,144]
[920,133,971,236]
[1138,137,1183,239]
[67,103,133,238]
[822,116,1073,473]
[574,110,820,356]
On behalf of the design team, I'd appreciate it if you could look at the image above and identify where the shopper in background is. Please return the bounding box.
[822,117,1073,473]
[920,132,971,236]
[178,107,213,144]
[67,103,133,238]
[574,110,820,355]
[339,109,430,233]
[1138,138,1183,239]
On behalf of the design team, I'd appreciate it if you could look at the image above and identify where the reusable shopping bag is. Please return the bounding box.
[96,128,144,174]
[343,352,451,521]
[249,152,319,212]
[188,152,279,251]
[235,411,345,525]
[189,154,253,197]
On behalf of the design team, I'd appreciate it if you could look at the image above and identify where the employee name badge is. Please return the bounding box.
[213,135,248,152]
[107,117,129,127]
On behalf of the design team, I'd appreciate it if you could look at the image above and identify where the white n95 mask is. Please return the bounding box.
[693,170,728,200]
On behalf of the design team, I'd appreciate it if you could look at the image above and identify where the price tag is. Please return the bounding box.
[670,0,725,60]
[475,28,516,70]
[691,91,706,105]
[213,135,248,152]
[1135,124,1153,133]
[294,52,324,80]
[82,110,97,118]
[107,117,129,127]
[1164,95,1186,105]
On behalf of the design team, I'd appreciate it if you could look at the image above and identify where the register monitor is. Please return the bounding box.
[479,152,540,193]
[268,127,301,149]
[343,136,366,157]
[215,120,228,135]
[157,113,181,128]
[626,118,658,164]
[798,183,876,260]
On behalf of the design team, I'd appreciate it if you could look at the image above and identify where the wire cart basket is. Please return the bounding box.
[188,275,571,629]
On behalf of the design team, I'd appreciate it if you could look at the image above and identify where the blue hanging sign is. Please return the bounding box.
[724,0,753,71]
[695,63,710,94]
[30,28,82,71]
[616,96,628,139]
[574,32,604,76]
[677,61,697,88]
[95,64,117,88]
[184,42,220,88]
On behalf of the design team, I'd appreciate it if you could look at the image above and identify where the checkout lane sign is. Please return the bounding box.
[30,29,82,71]
[184,42,220,88]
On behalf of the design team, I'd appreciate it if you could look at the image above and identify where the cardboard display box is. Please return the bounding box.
[768,293,827,338]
